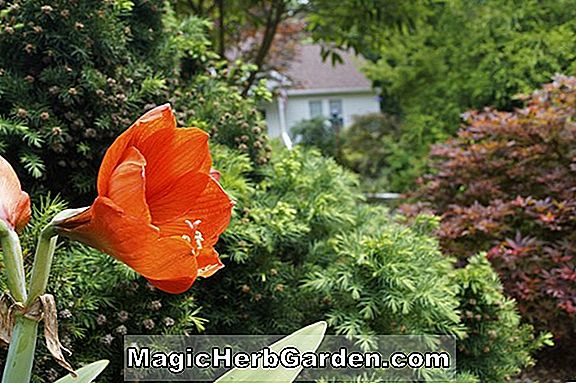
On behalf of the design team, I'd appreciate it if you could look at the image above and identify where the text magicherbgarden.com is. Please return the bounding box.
[126,346,451,374]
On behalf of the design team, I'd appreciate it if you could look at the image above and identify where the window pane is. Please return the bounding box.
[329,99,343,117]
[329,99,343,127]
[309,101,323,118]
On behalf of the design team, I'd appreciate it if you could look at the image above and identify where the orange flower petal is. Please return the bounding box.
[63,197,198,284]
[156,177,233,246]
[145,276,196,294]
[131,236,198,281]
[13,192,31,232]
[148,171,210,225]
[197,247,224,278]
[58,105,233,294]
[107,146,150,222]
[147,248,223,291]
[97,104,175,196]
[0,155,31,231]
[137,127,211,200]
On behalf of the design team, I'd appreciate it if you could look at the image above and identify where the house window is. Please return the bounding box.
[309,100,323,118]
[329,99,343,127]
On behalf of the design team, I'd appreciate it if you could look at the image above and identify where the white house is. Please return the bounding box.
[263,44,380,146]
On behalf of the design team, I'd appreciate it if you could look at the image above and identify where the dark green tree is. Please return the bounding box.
[309,0,576,190]
[0,0,168,203]
[0,0,272,203]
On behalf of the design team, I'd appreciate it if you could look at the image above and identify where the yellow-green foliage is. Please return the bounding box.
[0,147,547,383]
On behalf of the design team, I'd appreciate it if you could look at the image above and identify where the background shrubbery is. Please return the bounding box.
[291,117,338,159]
[305,211,550,382]
[0,1,561,382]
[0,0,270,204]
[310,0,576,191]
[406,75,576,344]
[1,146,547,382]
[290,113,407,192]
[338,113,404,192]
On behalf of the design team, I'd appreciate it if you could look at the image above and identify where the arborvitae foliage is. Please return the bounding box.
[454,254,552,382]
[406,75,576,342]
[197,145,361,334]
[303,212,548,382]
[0,146,547,381]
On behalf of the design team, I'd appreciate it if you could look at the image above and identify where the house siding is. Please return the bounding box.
[264,91,380,139]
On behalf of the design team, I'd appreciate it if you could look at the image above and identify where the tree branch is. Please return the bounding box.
[217,0,226,58]
[241,0,286,96]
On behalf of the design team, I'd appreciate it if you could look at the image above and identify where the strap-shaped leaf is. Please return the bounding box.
[215,321,327,383]
[54,360,109,383]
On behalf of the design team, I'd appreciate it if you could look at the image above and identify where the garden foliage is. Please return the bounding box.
[197,145,360,335]
[0,146,547,382]
[291,113,407,192]
[304,212,463,339]
[454,254,552,382]
[291,117,339,159]
[0,0,166,200]
[338,113,403,192]
[0,0,270,203]
[407,75,576,342]
[0,1,553,382]
[305,211,548,382]
[310,0,576,190]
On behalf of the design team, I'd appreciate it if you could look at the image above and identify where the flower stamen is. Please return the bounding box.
[184,219,204,256]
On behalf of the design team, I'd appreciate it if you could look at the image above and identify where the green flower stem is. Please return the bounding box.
[26,226,57,306]
[0,221,27,303]
[2,226,58,383]
[1,315,39,383]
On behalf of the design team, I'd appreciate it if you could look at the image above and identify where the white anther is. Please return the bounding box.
[195,230,204,250]
[184,219,204,256]
[185,219,202,230]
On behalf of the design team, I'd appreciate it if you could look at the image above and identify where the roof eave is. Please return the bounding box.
[285,87,376,96]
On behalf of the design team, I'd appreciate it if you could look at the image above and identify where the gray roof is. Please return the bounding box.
[284,44,372,91]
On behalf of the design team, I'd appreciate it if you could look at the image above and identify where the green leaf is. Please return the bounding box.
[19,152,45,178]
[54,360,109,383]
[112,0,134,12]
[215,321,327,383]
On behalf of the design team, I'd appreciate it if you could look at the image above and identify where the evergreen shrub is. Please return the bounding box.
[304,211,549,382]
[0,147,547,382]
[0,1,271,203]
[0,0,167,201]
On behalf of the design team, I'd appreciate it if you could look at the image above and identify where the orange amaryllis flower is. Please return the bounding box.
[55,104,233,293]
[0,155,31,232]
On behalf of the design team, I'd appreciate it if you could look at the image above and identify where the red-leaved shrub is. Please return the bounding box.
[406,75,576,341]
